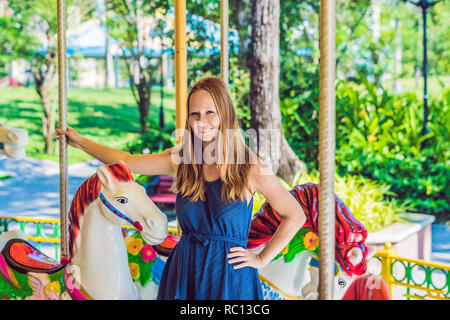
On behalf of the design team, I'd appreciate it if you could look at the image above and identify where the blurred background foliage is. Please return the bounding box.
[180,0,449,222]
[1,0,448,223]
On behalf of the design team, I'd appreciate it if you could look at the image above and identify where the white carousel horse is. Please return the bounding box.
[0,123,29,160]
[247,183,370,300]
[0,161,168,300]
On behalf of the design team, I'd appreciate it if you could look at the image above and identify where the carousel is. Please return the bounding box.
[0,0,446,301]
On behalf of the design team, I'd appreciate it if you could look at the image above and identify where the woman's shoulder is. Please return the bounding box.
[248,153,273,175]
[160,145,181,174]
[247,154,275,193]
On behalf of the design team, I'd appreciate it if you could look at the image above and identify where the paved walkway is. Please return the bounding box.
[431,224,450,265]
[0,157,101,219]
[1,157,449,266]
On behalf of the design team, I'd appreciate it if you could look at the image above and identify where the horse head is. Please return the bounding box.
[68,161,168,260]
[95,161,169,246]
[0,123,29,160]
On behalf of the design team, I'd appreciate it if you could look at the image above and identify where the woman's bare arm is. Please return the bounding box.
[228,158,306,269]
[56,126,177,175]
[251,159,306,265]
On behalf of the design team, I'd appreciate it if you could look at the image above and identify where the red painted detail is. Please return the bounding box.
[10,242,60,270]
[160,234,179,249]
[134,221,143,232]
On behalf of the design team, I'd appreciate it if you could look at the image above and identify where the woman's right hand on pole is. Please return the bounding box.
[56,125,83,149]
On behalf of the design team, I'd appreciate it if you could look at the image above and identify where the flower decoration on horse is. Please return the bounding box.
[125,232,160,287]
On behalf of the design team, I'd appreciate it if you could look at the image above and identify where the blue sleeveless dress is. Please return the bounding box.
[157,178,264,300]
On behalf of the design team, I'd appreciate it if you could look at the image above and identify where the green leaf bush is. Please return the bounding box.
[253,169,410,233]
[282,76,449,222]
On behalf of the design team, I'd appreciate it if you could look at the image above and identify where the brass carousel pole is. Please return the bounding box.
[220,0,229,84]
[318,0,336,300]
[175,0,187,141]
[57,0,69,262]
[174,0,187,237]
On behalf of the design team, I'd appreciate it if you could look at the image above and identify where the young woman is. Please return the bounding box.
[56,76,306,300]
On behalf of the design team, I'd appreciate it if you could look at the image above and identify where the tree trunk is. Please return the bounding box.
[250,0,306,184]
[125,55,153,134]
[43,104,56,154]
[32,49,57,154]
[137,70,152,133]
[134,0,151,133]
[231,0,252,69]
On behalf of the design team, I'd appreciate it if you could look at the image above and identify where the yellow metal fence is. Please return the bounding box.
[371,242,450,300]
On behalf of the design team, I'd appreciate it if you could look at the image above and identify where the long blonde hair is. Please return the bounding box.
[171,76,255,203]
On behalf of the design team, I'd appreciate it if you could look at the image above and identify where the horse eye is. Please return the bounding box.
[116,197,128,204]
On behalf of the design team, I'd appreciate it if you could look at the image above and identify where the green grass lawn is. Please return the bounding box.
[0,86,175,164]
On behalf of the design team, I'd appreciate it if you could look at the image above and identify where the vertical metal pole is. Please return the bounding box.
[174,0,187,237]
[318,0,336,300]
[57,0,69,263]
[421,6,429,140]
[404,0,441,143]
[160,51,165,129]
[175,0,187,143]
[220,0,229,84]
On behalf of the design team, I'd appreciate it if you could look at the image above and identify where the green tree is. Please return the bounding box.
[105,0,171,133]
[3,0,95,154]
[0,14,36,78]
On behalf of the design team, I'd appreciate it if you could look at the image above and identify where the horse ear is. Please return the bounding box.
[97,165,115,192]
[7,130,19,143]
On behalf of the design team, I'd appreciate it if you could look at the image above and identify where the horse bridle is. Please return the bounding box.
[99,192,143,231]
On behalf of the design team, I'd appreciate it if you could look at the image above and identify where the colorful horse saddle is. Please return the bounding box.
[1,238,66,274]
[153,234,179,257]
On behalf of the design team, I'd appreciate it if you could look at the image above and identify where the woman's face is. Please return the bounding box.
[188,89,221,143]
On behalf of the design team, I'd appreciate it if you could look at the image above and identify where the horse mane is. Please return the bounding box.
[247,182,368,276]
[68,162,134,260]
